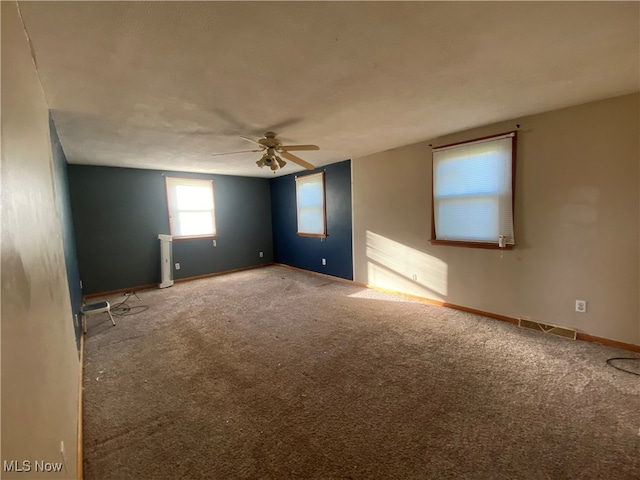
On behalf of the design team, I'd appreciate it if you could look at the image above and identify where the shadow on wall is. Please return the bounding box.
[365,230,448,301]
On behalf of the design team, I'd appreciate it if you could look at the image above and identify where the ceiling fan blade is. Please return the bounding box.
[210,149,261,157]
[279,145,320,151]
[281,151,315,170]
[239,136,264,146]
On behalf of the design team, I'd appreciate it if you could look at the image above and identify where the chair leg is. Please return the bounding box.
[107,309,116,326]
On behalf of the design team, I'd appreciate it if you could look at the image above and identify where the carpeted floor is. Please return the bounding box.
[82,265,640,479]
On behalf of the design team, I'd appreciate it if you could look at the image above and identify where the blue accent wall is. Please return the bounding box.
[270,160,353,280]
[68,166,273,294]
[49,117,83,349]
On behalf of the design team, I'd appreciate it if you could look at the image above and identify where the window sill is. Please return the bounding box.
[173,234,218,241]
[429,239,514,250]
[297,233,327,238]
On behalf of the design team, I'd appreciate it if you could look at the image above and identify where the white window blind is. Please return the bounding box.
[165,177,216,237]
[295,172,326,236]
[433,133,514,244]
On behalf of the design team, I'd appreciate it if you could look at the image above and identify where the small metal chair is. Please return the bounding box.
[81,301,116,333]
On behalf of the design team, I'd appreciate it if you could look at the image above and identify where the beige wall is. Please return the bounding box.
[353,93,640,345]
[1,2,79,478]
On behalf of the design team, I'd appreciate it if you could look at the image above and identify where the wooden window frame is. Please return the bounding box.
[430,131,517,250]
[295,171,327,238]
[164,176,218,240]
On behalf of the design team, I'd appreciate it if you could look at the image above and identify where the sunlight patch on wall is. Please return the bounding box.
[367,262,446,302]
[366,230,448,299]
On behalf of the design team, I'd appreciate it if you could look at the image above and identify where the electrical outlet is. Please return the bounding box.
[175,263,180,270]
[412,274,418,281]
[322,258,326,266]
[212,239,217,247]
[575,300,587,313]
[259,251,264,257]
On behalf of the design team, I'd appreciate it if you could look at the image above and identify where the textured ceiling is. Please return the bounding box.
[18,1,640,178]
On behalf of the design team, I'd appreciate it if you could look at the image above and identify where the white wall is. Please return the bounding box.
[353,93,640,345]
[1,2,80,478]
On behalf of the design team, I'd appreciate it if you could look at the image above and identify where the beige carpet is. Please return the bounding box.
[82,265,640,479]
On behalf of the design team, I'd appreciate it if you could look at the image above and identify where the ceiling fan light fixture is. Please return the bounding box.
[275,156,286,169]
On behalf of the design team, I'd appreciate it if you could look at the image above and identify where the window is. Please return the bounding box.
[295,172,326,237]
[165,177,216,238]
[431,131,516,248]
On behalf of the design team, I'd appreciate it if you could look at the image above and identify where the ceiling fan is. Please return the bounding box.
[211,131,319,172]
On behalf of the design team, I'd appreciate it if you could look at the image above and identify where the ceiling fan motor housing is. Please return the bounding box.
[259,132,281,149]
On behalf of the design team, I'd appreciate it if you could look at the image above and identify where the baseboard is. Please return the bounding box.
[275,264,518,324]
[77,333,84,480]
[274,263,357,286]
[174,263,273,283]
[84,284,157,300]
[274,264,640,353]
[368,285,520,326]
[576,333,640,353]
[83,264,274,299]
